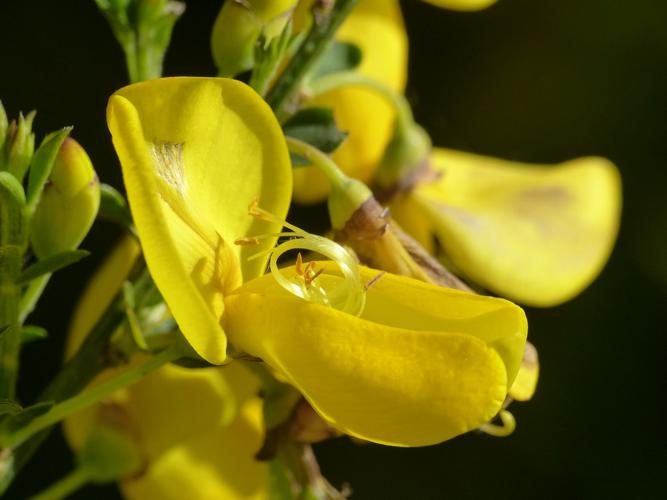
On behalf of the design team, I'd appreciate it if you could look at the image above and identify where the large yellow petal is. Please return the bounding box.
[107,77,292,362]
[293,0,408,203]
[397,148,622,307]
[225,264,526,446]
[421,0,497,11]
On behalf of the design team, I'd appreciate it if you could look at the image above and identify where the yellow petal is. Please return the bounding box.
[66,236,141,358]
[421,0,497,11]
[509,341,539,402]
[401,148,621,307]
[107,78,292,362]
[225,263,526,446]
[293,0,408,203]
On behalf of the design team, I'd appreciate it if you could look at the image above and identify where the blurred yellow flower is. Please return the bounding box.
[390,149,622,306]
[293,0,408,203]
[64,237,268,499]
[108,77,528,446]
[422,0,497,11]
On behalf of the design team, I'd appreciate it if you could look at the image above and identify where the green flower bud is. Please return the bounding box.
[30,138,100,258]
[211,0,297,77]
[0,101,7,146]
[0,108,36,181]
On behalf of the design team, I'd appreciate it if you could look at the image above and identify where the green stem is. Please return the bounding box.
[5,342,183,450]
[28,467,90,500]
[266,0,360,117]
[0,197,27,400]
[285,136,348,187]
[285,136,372,229]
[308,71,415,136]
[18,274,50,324]
[7,260,149,486]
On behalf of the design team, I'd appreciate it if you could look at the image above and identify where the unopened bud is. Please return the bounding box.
[30,138,100,258]
[211,0,297,76]
[0,108,36,181]
[0,101,7,146]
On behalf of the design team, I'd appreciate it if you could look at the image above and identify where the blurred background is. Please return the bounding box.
[1,0,665,498]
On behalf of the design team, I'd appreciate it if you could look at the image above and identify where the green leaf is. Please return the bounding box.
[0,399,22,417]
[17,249,89,285]
[99,183,133,229]
[25,127,71,210]
[0,172,26,207]
[283,108,347,166]
[20,325,47,344]
[0,401,53,437]
[313,41,363,79]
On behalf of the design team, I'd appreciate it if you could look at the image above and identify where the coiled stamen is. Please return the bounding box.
[236,200,367,316]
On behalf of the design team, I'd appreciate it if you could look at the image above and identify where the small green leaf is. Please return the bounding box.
[20,325,48,344]
[17,249,89,285]
[99,184,133,228]
[283,108,347,166]
[0,401,54,437]
[0,172,26,206]
[313,41,363,78]
[0,399,22,417]
[25,127,72,210]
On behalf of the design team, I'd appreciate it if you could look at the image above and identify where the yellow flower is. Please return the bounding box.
[107,77,292,364]
[421,0,497,11]
[390,148,622,307]
[293,0,408,203]
[108,77,527,446]
[64,237,269,499]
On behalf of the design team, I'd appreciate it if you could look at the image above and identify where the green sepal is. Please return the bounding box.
[283,108,347,166]
[99,183,133,229]
[313,41,362,79]
[20,325,48,344]
[25,127,72,211]
[17,249,89,285]
[0,172,26,207]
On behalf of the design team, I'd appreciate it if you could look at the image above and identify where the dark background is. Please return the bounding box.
[1,0,665,498]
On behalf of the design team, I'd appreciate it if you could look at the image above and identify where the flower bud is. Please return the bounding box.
[0,107,36,181]
[30,138,100,258]
[211,0,297,77]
